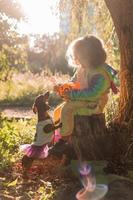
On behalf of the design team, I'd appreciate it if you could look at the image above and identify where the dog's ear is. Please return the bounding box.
[43,91,49,100]
[32,103,37,114]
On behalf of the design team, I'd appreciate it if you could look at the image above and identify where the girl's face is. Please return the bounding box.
[74,58,81,67]
[74,49,90,69]
[75,57,90,69]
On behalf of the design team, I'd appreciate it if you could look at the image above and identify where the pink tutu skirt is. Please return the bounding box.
[52,128,62,143]
[20,144,49,159]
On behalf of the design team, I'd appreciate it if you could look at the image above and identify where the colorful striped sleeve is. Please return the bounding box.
[68,74,110,101]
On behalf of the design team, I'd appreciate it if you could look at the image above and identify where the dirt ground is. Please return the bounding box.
[0,157,80,200]
[0,106,34,119]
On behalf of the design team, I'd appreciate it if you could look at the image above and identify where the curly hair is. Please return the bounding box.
[66,35,107,68]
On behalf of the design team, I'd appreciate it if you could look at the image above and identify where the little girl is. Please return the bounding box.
[54,35,118,138]
[21,91,61,173]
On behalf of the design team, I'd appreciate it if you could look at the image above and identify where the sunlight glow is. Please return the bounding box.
[18,0,59,34]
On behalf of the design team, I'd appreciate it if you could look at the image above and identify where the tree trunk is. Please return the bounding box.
[104,0,133,131]
[71,113,107,161]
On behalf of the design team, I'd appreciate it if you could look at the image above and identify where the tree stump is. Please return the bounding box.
[71,113,107,161]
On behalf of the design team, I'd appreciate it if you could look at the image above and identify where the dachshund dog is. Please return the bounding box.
[22,91,62,177]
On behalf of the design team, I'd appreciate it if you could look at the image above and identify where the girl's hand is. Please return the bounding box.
[63,90,70,100]
[53,84,62,92]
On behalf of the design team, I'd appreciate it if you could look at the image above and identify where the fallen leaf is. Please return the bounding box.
[7,178,18,187]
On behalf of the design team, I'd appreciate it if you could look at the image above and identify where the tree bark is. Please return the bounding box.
[71,113,107,161]
[104,0,133,131]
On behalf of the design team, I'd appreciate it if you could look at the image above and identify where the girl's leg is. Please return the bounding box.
[60,101,89,137]
[53,102,66,124]
[60,101,76,137]
[54,101,87,138]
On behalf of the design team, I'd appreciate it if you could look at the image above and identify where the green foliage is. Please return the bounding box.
[0,0,27,81]
[105,92,119,123]
[0,115,57,199]
[0,17,28,81]
[0,115,35,168]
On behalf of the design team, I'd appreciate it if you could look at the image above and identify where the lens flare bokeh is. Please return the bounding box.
[76,162,108,200]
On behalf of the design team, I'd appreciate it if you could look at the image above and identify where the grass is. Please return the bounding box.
[0,71,69,107]
[0,115,35,169]
[0,115,59,200]
[0,71,119,120]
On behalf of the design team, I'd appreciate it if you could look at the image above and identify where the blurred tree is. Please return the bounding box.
[0,0,23,20]
[27,49,44,73]
[0,0,28,81]
[93,0,120,68]
[28,33,72,74]
[59,0,120,68]
[105,0,133,129]
[59,0,92,39]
